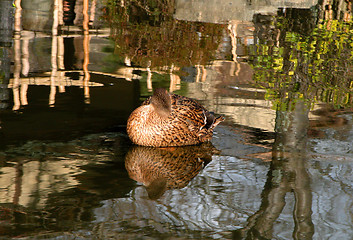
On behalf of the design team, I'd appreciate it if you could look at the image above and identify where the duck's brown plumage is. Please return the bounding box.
[127,88,224,147]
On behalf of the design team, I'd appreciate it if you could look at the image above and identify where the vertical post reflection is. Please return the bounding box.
[13,0,22,111]
[228,20,241,77]
[83,0,91,104]
[147,67,152,92]
[57,35,66,93]
[49,0,60,107]
[89,0,97,25]
[169,64,181,92]
[20,38,29,106]
[57,1,65,94]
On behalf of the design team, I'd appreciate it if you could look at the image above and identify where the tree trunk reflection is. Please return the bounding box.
[235,101,314,239]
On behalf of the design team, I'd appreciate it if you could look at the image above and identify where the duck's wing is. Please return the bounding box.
[171,94,215,131]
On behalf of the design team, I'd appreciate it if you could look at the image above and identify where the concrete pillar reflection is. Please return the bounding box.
[0,0,14,110]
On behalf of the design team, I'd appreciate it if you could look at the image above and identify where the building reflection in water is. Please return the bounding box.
[11,0,98,110]
[6,0,184,114]
[0,0,13,110]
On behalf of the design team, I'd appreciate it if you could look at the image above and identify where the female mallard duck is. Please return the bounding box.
[127,88,224,147]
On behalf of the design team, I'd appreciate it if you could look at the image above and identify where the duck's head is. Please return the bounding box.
[150,88,172,119]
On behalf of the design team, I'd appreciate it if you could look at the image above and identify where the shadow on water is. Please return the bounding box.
[0,73,140,147]
[1,0,353,239]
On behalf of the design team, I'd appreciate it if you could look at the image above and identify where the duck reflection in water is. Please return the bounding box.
[125,142,219,199]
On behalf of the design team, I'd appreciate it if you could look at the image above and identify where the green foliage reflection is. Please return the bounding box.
[252,8,353,110]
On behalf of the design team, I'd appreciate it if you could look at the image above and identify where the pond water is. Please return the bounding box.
[1,0,353,239]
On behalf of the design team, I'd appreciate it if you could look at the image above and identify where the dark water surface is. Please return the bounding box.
[1,0,353,239]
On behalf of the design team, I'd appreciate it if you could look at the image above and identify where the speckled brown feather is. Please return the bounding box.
[127,88,224,147]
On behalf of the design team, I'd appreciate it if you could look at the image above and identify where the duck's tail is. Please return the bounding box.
[204,111,225,130]
[213,115,225,128]
[198,115,225,142]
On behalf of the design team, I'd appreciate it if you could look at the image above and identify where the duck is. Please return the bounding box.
[126,88,224,147]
